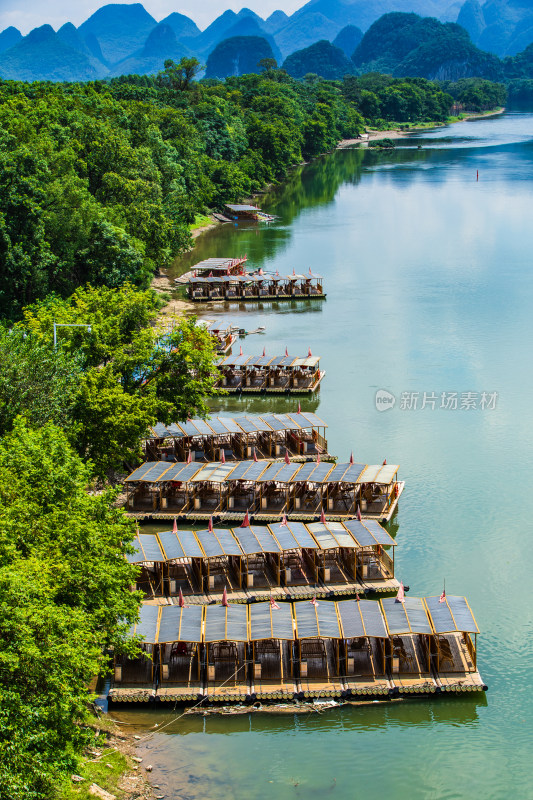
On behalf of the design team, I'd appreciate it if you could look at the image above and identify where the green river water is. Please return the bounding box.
[113,112,533,800]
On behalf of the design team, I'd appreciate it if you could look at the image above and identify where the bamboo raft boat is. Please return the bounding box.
[124,459,404,522]
[108,597,487,705]
[216,353,325,394]
[127,517,398,601]
[183,272,326,302]
[143,411,329,462]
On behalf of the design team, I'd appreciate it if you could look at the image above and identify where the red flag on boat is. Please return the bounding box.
[395,582,405,604]
[309,267,312,275]
[208,516,214,533]
[308,347,312,357]
[187,450,192,464]
[209,271,213,277]
[356,504,362,522]
[262,347,266,357]
[222,586,228,607]
[310,596,319,606]
[173,517,178,534]
[259,268,264,276]
[293,268,296,276]
[355,594,361,602]
[280,513,288,527]
[349,452,354,465]
[440,585,446,603]
[239,345,243,356]
[383,458,387,465]
[178,587,185,608]
[253,447,258,462]
[320,507,326,524]
[297,401,301,414]
[284,449,290,464]
[220,449,226,463]
[276,269,279,276]
[241,510,250,527]
[270,596,280,610]
[285,346,289,357]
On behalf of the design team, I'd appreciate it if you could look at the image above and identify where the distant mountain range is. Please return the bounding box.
[1,0,533,82]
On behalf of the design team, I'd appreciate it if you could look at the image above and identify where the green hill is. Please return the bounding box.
[333,25,363,57]
[283,39,355,79]
[205,35,275,79]
[353,12,503,80]
[109,23,191,77]
[78,3,156,64]
[0,26,22,53]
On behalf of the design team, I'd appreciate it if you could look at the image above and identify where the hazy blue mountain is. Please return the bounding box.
[78,3,156,64]
[457,0,485,41]
[194,10,239,52]
[283,39,355,78]
[57,22,108,75]
[0,24,102,81]
[214,17,282,63]
[275,12,340,58]
[264,10,289,33]
[333,24,363,56]
[109,23,191,77]
[0,26,22,53]
[205,35,275,78]
[159,12,200,41]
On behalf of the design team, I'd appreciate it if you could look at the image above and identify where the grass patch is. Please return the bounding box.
[189,213,212,231]
[57,746,131,800]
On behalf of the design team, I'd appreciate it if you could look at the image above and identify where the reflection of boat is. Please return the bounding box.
[108,596,487,705]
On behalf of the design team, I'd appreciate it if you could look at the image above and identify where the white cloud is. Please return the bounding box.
[0,0,305,34]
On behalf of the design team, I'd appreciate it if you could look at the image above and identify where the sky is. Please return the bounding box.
[0,0,307,34]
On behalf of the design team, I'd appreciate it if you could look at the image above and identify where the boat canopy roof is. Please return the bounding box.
[127,533,166,564]
[358,464,400,484]
[204,603,249,642]
[380,597,433,635]
[342,518,396,548]
[293,600,342,640]
[425,596,479,634]
[226,460,270,481]
[190,462,237,483]
[145,412,326,441]
[307,521,357,550]
[256,461,302,483]
[233,524,281,555]
[249,601,294,641]
[225,204,259,212]
[129,603,159,644]
[337,599,388,639]
[288,460,332,483]
[195,527,241,558]
[268,520,319,551]
[158,529,204,560]
[322,462,366,484]
[158,604,203,644]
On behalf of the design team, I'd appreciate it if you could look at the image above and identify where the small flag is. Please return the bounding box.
[280,513,288,527]
[310,596,319,606]
[270,597,280,610]
[173,517,178,534]
[239,345,243,356]
[253,447,258,462]
[440,583,446,603]
[284,449,290,465]
[349,452,354,465]
[297,401,301,414]
[293,268,296,276]
[395,582,405,604]
[276,269,279,276]
[308,347,312,357]
[262,346,266,357]
[320,507,326,524]
[383,458,387,466]
[241,510,250,527]
[356,504,362,522]
[355,594,360,602]
[220,448,226,464]
[259,268,264,276]
[208,271,213,277]
[285,346,289,357]
[187,450,192,464]
[178,587,185,608]
[208,516,214,533]
[222,586,228,607]
[309,267,312,275]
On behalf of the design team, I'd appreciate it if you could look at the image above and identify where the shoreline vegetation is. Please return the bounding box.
[0,61,507,800]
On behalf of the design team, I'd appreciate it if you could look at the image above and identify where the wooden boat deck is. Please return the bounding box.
[108,683,155,703]
[251,642,297,700]
[221,371,325,395]
[389,635,438,695]
[343,639,391,697]
[190,292,326,303]
[297,640,344,698]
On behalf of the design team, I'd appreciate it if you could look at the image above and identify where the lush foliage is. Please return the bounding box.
[440,77,507,110]
[343,73,453,123]
[0,418,140,799]
[205,35,276,79]
[282,40,354,80]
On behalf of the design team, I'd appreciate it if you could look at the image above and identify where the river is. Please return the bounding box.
[115,112,533,800]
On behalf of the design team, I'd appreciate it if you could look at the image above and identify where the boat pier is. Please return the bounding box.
[216,353,325,394]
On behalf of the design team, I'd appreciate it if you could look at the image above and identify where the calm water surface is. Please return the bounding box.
[116,113,533,799]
